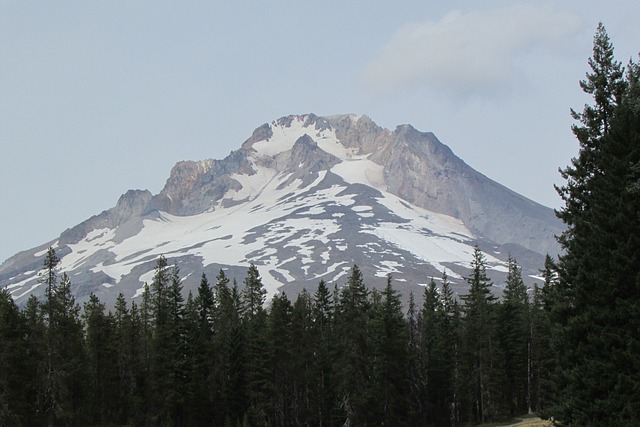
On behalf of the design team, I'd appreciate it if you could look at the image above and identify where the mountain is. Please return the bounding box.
[0,114,563,306]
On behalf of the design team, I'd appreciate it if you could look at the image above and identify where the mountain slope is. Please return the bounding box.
[0,114,563,306]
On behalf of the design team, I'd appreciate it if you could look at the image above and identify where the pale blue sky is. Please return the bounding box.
[1,1,638,263]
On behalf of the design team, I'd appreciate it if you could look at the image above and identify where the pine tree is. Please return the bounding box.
[267,292,293,425]
[461,246,500,423]
[21,295,46,425]
[187,274,216,424]
[223,278,247,425]
[312,279,335,426]
[167,264,188,425]
[530,258,556,415]
[113,292,141,425]
[149,256,185,425]
[0,289,31,424]
[44,272,88,424]
[137,283,153,424]
[441,272,464,425]
[371,275,412,425]
[333,265,373,425]
[498,256,530,416]
[288,289,317,424]
[212,270,244,424]
[241,264,270,425]
[550,24,640,425]
[83,293,119,425]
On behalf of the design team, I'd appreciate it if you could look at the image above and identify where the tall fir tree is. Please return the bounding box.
[461,246,501,423]
[530,257,556,415]
[267,292,294,426]
[241,264,271,425]
[371,275,412,425]
[333,265,374,425]
[44,272,88,425]
[187,273,216,424]
[498,256,530,416]
[551,24,640,425]
[0,289,31,424]
[83,293,119,425]
[312,279,335,426]
[22,295,46,425]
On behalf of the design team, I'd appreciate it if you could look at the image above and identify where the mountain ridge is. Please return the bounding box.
[0,113,563,306]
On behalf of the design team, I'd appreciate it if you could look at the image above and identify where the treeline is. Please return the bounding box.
[0,245,556,426]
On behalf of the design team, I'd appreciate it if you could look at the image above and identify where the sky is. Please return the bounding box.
[1,1,639,264]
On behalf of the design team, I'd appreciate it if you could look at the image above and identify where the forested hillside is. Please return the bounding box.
[0,246,552,426]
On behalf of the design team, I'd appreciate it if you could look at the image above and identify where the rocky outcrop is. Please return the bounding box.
[278,134,341,188]
[59,189,154,245]
[327,114,390,155]
[370,124,563,256]
[157,150,256,215]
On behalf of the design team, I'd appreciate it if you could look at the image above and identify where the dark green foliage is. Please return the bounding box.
[311,280,335,426]
[529,258,556,415]
[371,275,412,425]
[0,289,30,424]
[548,24,640,426]
[6,249,566,426]
[267,292,293,425]
[333,265,374,425]
[461,246,501,424]
[83,293,119,425]
[43,272,88,425]
[185,273,216,425]
[241,264,271,425]
[498,256,530,416]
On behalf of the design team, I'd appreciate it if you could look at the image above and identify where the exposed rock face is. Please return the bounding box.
[59,189,154,245]
[327,114,389,154]
[0,113,563,307]
[279,134,341,188]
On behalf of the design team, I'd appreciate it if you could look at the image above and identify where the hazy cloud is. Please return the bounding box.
[361,3,581,99]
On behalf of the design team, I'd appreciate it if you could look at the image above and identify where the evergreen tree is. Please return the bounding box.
[40,247,59,317]
[268,292,293,425]
[312,279,335,426]
[212,270,244,424]
[333,265,373,425]
[289,289,317,425]
[461,246,500,423]
[550,24,640,425]
[44,272,88,425]
[498,256,530,416]
[371,275,412,425]
[149,256,186,425]
[222,278,247,425]
[0,289,30,425]
[21,295,46,425]
[441,272,464,425]
[241,264,271,425]
[167,264,188,425]
[530,258,556,415]
[113,292,142,425]
[421,272,461,426]
[83,293,119,425]
[187,274,216,424]
[137,283,153,424]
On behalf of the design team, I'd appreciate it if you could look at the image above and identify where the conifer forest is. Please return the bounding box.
[0,24,639,427]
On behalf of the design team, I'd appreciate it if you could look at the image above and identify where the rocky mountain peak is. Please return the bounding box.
[327,114,388,155]
[1,112,564,308]
[161,159,215,202]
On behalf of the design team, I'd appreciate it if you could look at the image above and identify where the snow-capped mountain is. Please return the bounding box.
[0,114,563,306]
